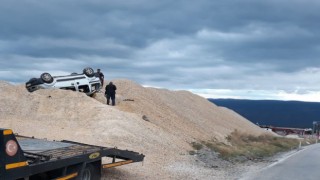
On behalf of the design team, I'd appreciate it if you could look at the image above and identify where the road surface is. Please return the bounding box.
[241,143,320,180]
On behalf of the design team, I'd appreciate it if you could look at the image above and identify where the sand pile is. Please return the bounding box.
[0,79,267,179]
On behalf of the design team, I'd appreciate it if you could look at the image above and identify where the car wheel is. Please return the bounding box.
[77,164,99,180]
[83,67,95,77]
[40,73,53,83]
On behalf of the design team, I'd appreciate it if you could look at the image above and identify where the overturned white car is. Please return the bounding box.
[25,67,101,96]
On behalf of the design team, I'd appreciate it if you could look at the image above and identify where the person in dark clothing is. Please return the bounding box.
[96,69,104,87]
[105,82,117,106]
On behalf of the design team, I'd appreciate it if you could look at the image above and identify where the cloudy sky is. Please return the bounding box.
[1,0,320,101]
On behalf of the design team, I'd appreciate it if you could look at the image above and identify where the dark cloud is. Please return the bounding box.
[1,0,320,99]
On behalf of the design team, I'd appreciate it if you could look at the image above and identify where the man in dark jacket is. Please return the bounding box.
[96,69,104,87]
[105,82,117,106]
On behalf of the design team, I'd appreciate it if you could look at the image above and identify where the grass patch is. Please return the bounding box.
[192,130,306,161]
[191,142,203,150]
[189,142,204,156]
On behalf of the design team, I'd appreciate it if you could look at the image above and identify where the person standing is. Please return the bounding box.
[105,81,117,106]
[96,69,104,87]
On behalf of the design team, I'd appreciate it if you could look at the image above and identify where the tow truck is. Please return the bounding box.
[0,128,144,180]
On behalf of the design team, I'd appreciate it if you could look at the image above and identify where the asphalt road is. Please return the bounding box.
[241,143,320,180]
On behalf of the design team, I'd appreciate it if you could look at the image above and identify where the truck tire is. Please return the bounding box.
[77,164,99,180]
[40,73,53,83]
[83,67,95,77]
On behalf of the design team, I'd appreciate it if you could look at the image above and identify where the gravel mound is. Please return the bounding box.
[0,79,267,179]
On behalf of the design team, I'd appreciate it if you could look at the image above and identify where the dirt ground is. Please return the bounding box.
[0,79,269,179]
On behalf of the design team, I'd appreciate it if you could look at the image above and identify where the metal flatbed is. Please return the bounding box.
[0,129,144,180]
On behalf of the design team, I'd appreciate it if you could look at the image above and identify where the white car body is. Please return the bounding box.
[26,68,102,96]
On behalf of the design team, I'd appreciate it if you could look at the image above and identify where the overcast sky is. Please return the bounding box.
[1,0,320,101]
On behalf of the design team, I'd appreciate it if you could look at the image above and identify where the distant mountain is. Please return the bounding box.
[209,99,320,128]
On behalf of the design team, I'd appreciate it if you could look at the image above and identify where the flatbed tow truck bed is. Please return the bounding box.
[0,128,144,180]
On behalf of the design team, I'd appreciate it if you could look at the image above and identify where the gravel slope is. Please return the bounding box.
[0,80,268,179]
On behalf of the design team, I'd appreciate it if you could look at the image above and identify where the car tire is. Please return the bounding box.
[40,73,53,83]
[83,67,95,77]
[77,164,100,180]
